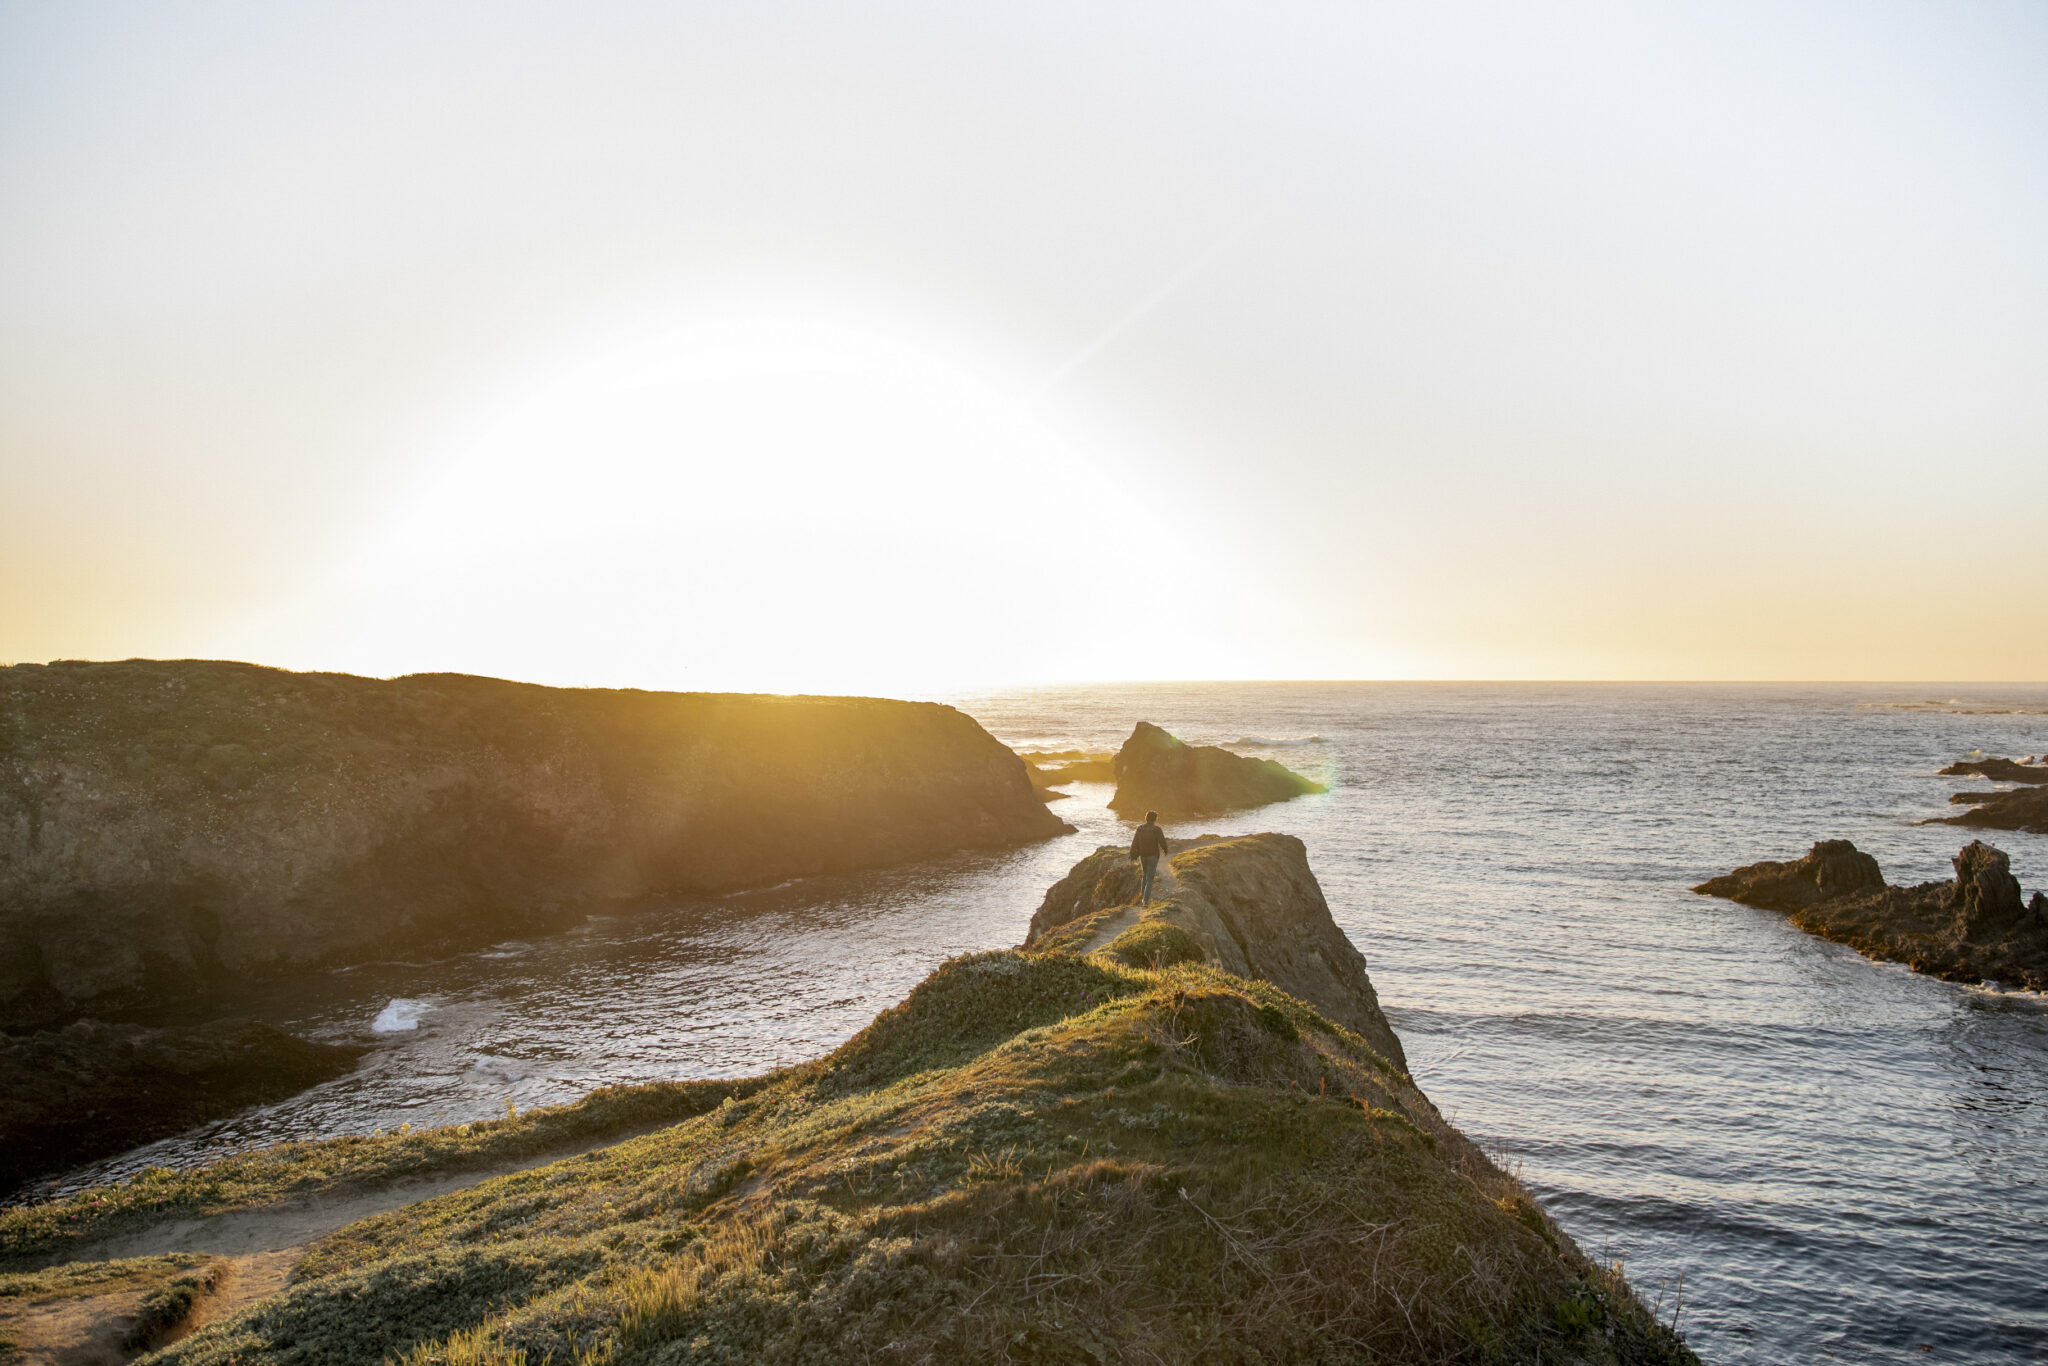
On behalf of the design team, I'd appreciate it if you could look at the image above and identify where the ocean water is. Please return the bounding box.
[33,683,2048,1364]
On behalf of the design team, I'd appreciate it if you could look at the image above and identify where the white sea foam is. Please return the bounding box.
[372,998,429,1032]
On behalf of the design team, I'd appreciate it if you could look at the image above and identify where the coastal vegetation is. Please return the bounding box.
[1,838,1693,1364]
[1027,834,1407,1069]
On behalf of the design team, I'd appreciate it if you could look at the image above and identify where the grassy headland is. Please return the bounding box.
[10,956,1692,1362]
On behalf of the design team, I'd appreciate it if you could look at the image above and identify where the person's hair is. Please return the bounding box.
[1146,810,1158,822]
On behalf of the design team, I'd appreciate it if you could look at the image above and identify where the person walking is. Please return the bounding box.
[1130,811,1169,904]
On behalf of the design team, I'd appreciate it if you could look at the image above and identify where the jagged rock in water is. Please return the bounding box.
[1696,838,2048,990]
[1106,721,1323,819]
[1949,840,2026,937]
[1024,832,1406,1071]
[1937,758,2048,784]
[0,1018,362,1196]
[1691,839,1885,912]
[1937,783,2048,835]
[0,659,1068,1026]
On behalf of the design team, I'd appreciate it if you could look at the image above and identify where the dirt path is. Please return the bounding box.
[3,1130,640,1364]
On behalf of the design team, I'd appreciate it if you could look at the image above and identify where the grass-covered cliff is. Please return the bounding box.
[0,660,1066,1026]
[2,840,1693,1365]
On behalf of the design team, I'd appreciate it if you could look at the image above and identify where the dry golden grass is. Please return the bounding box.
[34,943,1693,1365]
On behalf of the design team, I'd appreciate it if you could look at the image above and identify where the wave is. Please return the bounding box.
[371,998,430,1033]
[1855,701,2048,716]
[1230,735,1325,747]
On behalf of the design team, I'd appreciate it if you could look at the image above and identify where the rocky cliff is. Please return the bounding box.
[1023,833,1407,1070]
[1695,839,2048,989]
[1107,721,1323,818]
[0,660,1067,1026]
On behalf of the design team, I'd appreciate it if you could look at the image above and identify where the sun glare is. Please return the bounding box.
[295,318,1245,694]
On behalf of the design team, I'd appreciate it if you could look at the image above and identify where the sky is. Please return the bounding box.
[3,1,2044,692]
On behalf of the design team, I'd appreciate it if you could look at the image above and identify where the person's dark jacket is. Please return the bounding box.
[1130,822,1168,859]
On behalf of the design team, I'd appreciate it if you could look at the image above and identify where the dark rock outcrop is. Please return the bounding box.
[1023,832,1406,1070]
[1106,722,1323,819]
[1938,758,2048,784]
[1696,839,2048,989]
[1691,839,1886,911]
[0,1018,362,1196]
[0,659,1068,1026]
[1937,783,2048,835]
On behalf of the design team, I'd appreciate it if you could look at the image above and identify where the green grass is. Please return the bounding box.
[0,1078,771,1269]
[0,1252,213,1303]
[79,938,1697,1365]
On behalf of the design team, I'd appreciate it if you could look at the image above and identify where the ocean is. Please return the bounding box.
[34,683,2048,1363]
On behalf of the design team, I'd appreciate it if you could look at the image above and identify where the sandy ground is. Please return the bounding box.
[1,1130,642,1364]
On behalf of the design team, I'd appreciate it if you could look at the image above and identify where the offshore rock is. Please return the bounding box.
[1024,832,1406,1071]
[0,660,1067,1026]
[1937,783,2048,835]
[1937,758,2048,784]
[1696,839,2048,990]
[0,1018,362,1196]
[1106,721,1323,819]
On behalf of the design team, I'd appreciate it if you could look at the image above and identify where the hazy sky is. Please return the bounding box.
[4,1,2044,691]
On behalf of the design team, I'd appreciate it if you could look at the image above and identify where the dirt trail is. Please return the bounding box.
[3,1130,639,1364]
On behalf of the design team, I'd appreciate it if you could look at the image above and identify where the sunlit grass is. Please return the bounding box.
[14,937,1695,1364]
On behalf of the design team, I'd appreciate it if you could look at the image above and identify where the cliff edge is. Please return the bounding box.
[1695,839,2048,989]
[0,660,1066,1026]
[1024,832,1407,1071]
[1107,721,1323,819]
[2,839,1694,1366]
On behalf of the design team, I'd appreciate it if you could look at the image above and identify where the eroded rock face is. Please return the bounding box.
[1950,841,2025,937]
[1695,838,2048,990]
[0,1018,362,1196]
[0,660,1068,1025]
[1023,833,1407,1071]
[1106,722,1323,819]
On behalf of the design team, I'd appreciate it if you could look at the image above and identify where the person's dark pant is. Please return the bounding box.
[1140,855,1159,903]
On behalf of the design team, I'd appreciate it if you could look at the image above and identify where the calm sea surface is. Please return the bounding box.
[35,684,2048,1364]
